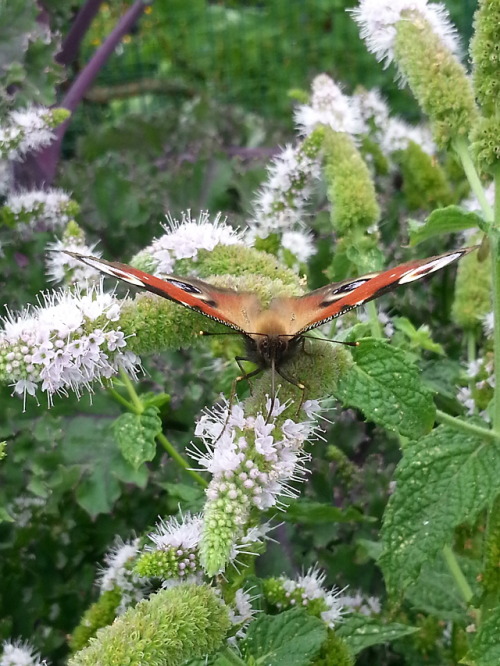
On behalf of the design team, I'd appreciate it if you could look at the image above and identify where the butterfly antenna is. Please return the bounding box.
[299,335,359,347]
[198,330,242,337]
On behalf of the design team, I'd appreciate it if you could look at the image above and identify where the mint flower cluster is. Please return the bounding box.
[191,398,322,574]
[0,285,140,407]
[3,189,79,233]
[0,106,67,161]
[136,513,203,582]
[46,237,102,284]
[264,565,346,629]
[98,538,146,615]
[134,210,244,273]
[295,74,363,136]
[0,639,48,666]
[136,511,275,583]
[250,143,321,244]
[351,0,459,70]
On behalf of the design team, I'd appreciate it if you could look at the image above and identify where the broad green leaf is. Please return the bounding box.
[334,339,435,438]
[381,422,500,594]
[408,206,483,245]
[336,614,419,655]
[283,499,368,524]
[406,553,479,623]
[421,357,462,401]
[241,609,326,666]
[112,406,162,469]
[464,607,500,665]
[62,416,147,517]
[76,466,121,518]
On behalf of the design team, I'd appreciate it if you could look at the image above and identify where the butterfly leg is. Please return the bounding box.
[234,356,262,396]
[212,360,263,446]
[276,366,307,416]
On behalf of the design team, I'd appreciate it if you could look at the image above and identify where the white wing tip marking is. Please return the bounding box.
[399,252,462,284]
[79,256,146,287]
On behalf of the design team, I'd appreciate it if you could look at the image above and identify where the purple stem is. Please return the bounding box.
[56,0,105,66]
[19,0,148,187]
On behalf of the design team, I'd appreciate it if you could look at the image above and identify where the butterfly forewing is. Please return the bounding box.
[62,251,261,333]
[285,247,476,334]
[63,246,476,341]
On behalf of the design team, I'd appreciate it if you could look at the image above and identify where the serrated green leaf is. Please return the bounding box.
[336,615,419,655]
[112,406,162,469]
[334,339,435,437]
[381,422,500,594]
[464,606,500,665]
[241,608,326,666]
[282,499,368,524]
[408,206,483,245]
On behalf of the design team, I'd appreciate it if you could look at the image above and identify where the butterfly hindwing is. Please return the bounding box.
[288,247,476,334]
[62,251,261,333]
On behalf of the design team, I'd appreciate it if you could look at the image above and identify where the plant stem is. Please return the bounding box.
[366,301,383,338]
[453,138,494,221]
[467,330,477,394]
[115,370,208,487]
[442,545,474,605]
[435,409,499,442]
[217,647,248,666]
[491,170,500,432]
[119,368,144,413]
[156,432,208,488]
[29,0,149,186]
[56,0,104,65]
[107,385,135,412]
[467,330,476,364]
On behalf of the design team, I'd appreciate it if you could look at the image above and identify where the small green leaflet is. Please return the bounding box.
[334,339,435,438]
[381,421,500,594]
[336,614,419,655]
[408,205,484,246]
[112,406,162,469]
[240,608,326,666]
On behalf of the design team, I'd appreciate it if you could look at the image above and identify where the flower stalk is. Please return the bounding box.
[114,368,208,488]
[491,173,500,432]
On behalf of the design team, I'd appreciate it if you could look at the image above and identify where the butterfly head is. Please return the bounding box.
[245,332,301,369]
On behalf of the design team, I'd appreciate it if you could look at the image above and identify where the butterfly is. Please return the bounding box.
[64,247,475,394]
